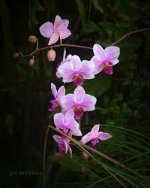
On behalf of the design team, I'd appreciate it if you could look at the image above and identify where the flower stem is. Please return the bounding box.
[20,27,150,58]
[42,127,49,188]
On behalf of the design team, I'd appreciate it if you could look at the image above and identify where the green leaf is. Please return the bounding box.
[84,73,111,97]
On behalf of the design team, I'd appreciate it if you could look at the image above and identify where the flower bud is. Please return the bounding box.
[28,57,35,67]
[82,152,89,160]
[13,52,19,59]
[47,49,56,61]
[28,35,37,44]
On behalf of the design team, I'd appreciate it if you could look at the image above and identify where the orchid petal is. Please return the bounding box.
[54,15,62,30]
[58,19,69,30]
[91,56,104,74]
[61,94,76,110]
[71,55,82,71]
[105,46,120,60]
[54,113,65,128]
[93,44,106,60]
[48,32,59,45]
[81,132,93,144]
[39,22,53,38]
[79,60,95,79]
[57,86,65,101]
[59,29,71,39]
[69,119,82,136]
[53,135,62,143]
[91,124,100,134]
[74,86,85,103]
[110,59,119,65]
[81,94,97,111]
[51,83,57,98]
[99,132,112,140]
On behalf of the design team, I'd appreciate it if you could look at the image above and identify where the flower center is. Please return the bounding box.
[74,107,84,119]
[48,99,59,111]
[73,75,84,86]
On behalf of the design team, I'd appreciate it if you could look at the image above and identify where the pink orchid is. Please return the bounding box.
[53,135,72,157]
[57,55,95,86]
[56,48,72,78]
[81,124,112,149]
[91,44,120,75]
[49,83,65,112]
[54,110,82,136]
[39,15,71,45]
[61,86,97,119]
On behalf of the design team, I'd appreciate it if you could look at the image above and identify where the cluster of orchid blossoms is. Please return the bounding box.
[40,15,120,157]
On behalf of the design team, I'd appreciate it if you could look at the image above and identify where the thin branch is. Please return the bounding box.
[111,27,150,46]
[20,27,150,58]
[48,125,150,183]
[102,165,127,188]
[21,44,93,58]
[42,127,49,188]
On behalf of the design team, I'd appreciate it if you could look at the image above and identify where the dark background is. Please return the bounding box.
[0,0,150,187]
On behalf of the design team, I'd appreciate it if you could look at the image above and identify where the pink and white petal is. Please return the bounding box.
[69,119,82,136]
[62,75,74,83]
[66,54,73,61]
[110,59,119,66]
[57,86,65,101]
[51,83,57,98]
[91,124,100,135]
[81,94,97,111]
[93,44,106,60]
[105,46,120,60]
[53,135,62,143]
[99,132,112,140]
[59,29,71,39]
[58,61,75,78]
[64,110,74,123]
[48,32,59,45]
[61,94,76,110]
[58,19,69,30]
[39,22,53,38]
[74,86,85,103]
[54,15,62,31]
[80,60,95,79]
[54,113,65,128]
[91,56,104,75]
[71,55,82,71]
[81,132,93,144]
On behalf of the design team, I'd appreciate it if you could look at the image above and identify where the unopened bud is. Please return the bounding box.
[47,49,56,61]
[28,57,35,67]
[13,52,19,59]
[82,152,89,160]
[28,35,37,44]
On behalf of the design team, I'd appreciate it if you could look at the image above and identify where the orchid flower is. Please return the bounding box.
[57,55,95,86]
[39,15,71,45]
[56,48,72,78]
[54,110,82,136]
[61,86,97,119]
[53,135,72,157]
[81,124,112,149]
[91,44,120,75]
[49,83,65,111]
